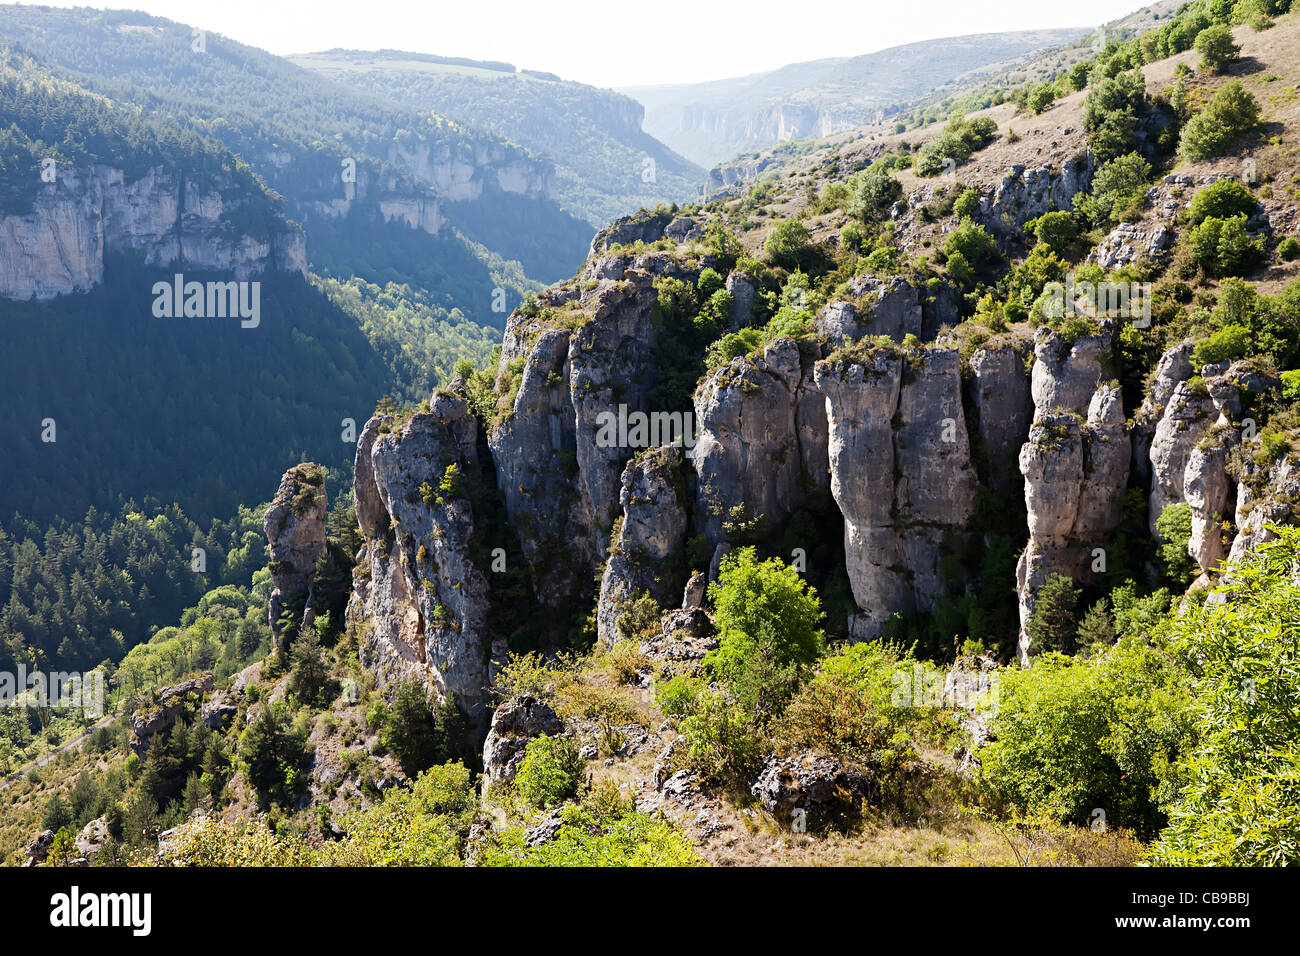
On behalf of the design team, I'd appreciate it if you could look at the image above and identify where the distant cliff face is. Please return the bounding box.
[0,164,305,300]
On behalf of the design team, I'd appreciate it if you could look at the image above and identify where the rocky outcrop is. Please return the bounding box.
[1132,340,1195,489]
[1016,383,1130,661]
[481,696,564,788]
[693,337,828,547]
[490,258,684,608]
[1030,324,1113,416]
[983,156,1092,240]
[588,209,673,256]
[815,345,975,637]
[129,673,215,756]
[596,446,688,645]
[0,165,305,300]
[816,276,923,344]
[968,342,1034,494]
[347,392,499,730]
[264,464,328,648]
[750,753,873,829]
[1148,381,1216,535]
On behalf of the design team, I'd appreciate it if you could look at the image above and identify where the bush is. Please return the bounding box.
[481,805,699,866]
[1031,211,1079,256]
[1074,152,1150,227]
[1026,83,1057,114]
[1191,322,1250,367]
[654,674,700,718]
[1154,502,1198,587]
[706,547,825,690]
[515,734,583,808]
[943,221,1000,272]
[324,763,475,865]
[1279,237,1300,261]
[848,164,903,222]
[1185,215,1261,277]
[1194,24,1239,72]
[1179,81,1260,161]
[914,116,997,176]
[1188,178,1258,225]
[952,187,980,220]
[978,639,1191,839]
[678,685,765,786]
[764,220,818,271]
[1083,71,1147,163]
[1149,528,1300,864]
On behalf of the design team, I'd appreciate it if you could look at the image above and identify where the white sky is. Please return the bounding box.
[18,0,1143,87]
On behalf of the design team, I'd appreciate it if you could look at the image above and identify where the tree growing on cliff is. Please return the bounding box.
[1027,573,1080,655]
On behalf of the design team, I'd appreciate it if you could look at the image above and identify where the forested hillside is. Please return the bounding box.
[293,50,704,227]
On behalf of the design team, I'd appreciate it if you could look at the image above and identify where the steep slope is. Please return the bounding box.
[0,4,593,293]
[623,29,1089,167]
[0,47,392,525]
[291,50,705,228]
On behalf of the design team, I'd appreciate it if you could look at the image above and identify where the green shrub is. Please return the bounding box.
[952,187,980,220]
[1074,152,1150,227]
[1149,528,1300,864]
[848,164,903,222]
[1154,502,1198,587]
[515,734,583,808]
[678,685,765,786]
[764,220,818,271]
[482,805,699,866]
[654,674,700,718]
[979,639,1192,838]
[1185,215,1261,277]
[1278,237,1300,261]
[1194,23,1239,72]
[1179,81,1260,161]
[1188,178,1257,225]
[1031,211,1079,256]
[914,116,997,176]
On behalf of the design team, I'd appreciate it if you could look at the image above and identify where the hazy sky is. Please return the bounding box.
[22,0,1143,87]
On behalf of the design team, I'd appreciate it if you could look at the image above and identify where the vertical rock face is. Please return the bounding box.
[693,336,825,547]
[1030,324,1113,416]
[1133,341,1197,495]
[348,392,497,730]
[815,345,975,636]
[0,165,305,300]
[983,157,1092,239]
[489,259,679,608]
[815,275,924,345]
[264,464,327,648]
[1016,322,1129,662]
[968,343,1034,494]
[1184,436,1233,573]
[725,271,755,331]
[1148,381,1216,535]
[596,446,688,645]
[1226,455,1300,568]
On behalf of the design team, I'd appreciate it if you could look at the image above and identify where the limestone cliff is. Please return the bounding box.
[0,164,305,300]
[347,392,501,731]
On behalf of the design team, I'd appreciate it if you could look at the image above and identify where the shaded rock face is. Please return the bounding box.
[816,276,923,344]
[750,753,873,829]
[264,464,328,647]
[490,259,684,608]
[481,696,564,788]
[968,344,1034,494]
[983,157,1092,240]
[1016,382,1130,662]
[724,271,755,330]
[0,164,305,301]
[597,446,688,646]
[348,392,496,730]
[1132,341,1195,488]
[694,336,827,547]
[1148,381,1216,535]
[815,347,975,637]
